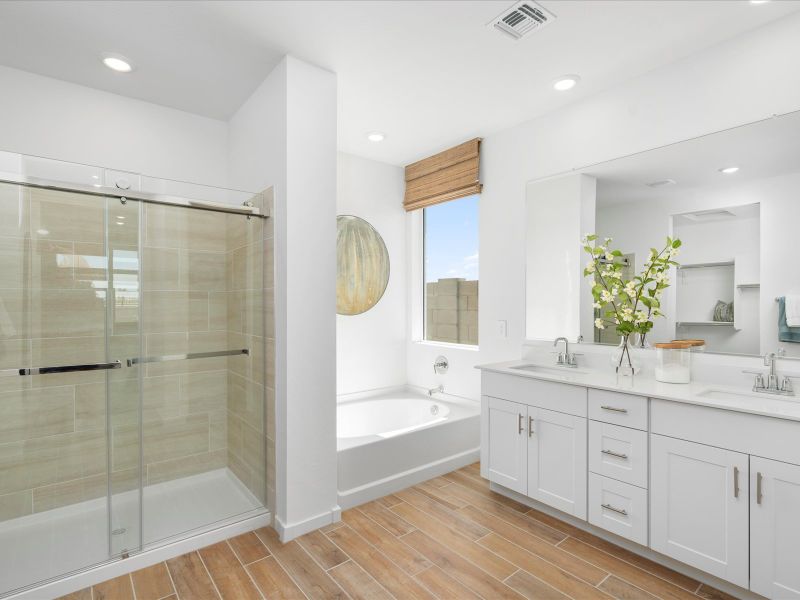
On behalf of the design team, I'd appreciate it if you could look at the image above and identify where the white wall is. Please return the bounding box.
[407,11,800,400]
[0,65,228,187]
[228,56,338,539]
[525,173,595,342]
[336,153,406,396]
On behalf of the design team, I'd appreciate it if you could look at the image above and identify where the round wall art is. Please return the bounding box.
[336,215,390,315]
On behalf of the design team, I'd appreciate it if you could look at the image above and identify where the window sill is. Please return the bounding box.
[413,340,480,352]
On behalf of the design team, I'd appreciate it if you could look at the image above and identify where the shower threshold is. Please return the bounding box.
[0,468,264,599]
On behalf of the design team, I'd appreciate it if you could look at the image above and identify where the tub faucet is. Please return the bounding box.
[428,384,444,396]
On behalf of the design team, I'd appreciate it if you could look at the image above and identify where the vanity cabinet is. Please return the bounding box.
[485,396,527,494]
[482,373,587,519]
[750,457,800,598]
[650,434,749,588]
[527,407,587,519]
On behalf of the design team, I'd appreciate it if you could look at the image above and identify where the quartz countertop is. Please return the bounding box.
[477,360,800,422]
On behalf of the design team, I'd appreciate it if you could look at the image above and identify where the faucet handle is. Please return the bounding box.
[743,370,766,390]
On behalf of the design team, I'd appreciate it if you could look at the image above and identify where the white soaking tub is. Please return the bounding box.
[337,387,479,508]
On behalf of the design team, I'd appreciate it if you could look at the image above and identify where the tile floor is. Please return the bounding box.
[58,463,738,600]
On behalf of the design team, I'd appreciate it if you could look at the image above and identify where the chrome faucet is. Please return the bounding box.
[428,384,444,396]
[553,337,580,368]
[744,350,796,396]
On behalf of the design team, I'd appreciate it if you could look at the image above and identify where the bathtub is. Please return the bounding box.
[337,387,480,509]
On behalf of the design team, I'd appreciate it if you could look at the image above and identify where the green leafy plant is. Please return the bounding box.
[582,234,682,372]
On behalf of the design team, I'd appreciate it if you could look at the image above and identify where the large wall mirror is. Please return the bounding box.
[526,110,800,357]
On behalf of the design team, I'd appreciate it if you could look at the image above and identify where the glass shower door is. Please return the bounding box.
[138,201,266,548]
[0,183,142,596]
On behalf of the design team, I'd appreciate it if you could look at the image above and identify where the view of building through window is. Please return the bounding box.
[424,195,479,345]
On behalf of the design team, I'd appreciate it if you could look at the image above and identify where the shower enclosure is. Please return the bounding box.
[0,159,273,597]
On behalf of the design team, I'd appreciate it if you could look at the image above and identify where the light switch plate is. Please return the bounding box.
[497,320,507,338]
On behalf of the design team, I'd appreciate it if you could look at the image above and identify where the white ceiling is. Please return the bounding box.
[592,110,800,207]
[0,1,798,166]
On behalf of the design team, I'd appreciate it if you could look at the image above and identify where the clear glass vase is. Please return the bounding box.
[611,335,637,376]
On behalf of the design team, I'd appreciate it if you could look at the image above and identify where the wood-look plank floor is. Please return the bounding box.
[58,463,739,600]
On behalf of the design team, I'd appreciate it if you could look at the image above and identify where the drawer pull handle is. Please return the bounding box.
[757,471,763,505]
[528,416,534,437]
[600,405,628,414]
[601,449,628,460]
[601,503,628,516]
[733,466,740,499]
[518,414,524,435]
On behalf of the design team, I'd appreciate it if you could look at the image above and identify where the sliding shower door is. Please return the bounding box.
[0,179,269,597]
[138,201,267,547]
[0,183,142,596]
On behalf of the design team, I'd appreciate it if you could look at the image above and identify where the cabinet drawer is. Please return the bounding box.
[588,389,647,430]
[482,371,586,417]
[588,473,648,546]
[589,421,648,488]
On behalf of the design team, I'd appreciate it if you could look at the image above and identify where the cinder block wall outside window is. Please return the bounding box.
[425,277,479,345]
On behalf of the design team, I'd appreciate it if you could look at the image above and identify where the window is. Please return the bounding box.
[423,195,479,345]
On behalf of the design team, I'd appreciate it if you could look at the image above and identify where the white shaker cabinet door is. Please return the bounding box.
[650,435,748,589]
[485,396,527,494]
[527,407,587,519]
[750,456,800,599]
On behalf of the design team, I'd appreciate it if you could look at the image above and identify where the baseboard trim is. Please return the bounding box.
[275,505,342,542]
[7,511,271,600]
[490,481,761,600]
[338,447,480,510]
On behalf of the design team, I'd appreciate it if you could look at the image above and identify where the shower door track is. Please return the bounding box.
[0,173,269,218]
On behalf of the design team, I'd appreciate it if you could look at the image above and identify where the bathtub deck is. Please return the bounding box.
[59,463,733,600]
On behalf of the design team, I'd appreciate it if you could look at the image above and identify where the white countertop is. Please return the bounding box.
[477,360,800,422]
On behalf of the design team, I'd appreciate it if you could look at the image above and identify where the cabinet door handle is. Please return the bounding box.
[733,466,740,498]
[528,416,534,437]
[757,471,763,505]
[600,405,628,414]
[601,449,628,460]
[518,414,524,435]
[601,503,628,516]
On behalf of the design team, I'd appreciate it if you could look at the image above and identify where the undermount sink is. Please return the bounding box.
[510,364,587,376]
[697,388,797,402]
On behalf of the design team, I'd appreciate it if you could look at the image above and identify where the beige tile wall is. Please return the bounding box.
[0,183,274,523]
[225,189,274,509]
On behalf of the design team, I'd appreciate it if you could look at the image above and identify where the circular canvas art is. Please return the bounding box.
[336,215,390,315]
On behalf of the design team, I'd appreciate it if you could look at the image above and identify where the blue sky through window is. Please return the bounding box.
[424,195,479,283]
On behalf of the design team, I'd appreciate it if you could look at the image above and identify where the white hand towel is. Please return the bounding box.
[786,295,800,328]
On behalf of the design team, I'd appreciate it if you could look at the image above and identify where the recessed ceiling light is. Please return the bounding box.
[553,75,580,91]
[719,166,740,174]
[367,132,385,142]
[102,53,134,73]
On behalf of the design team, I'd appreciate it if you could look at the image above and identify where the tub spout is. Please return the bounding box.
[428,384,444,396]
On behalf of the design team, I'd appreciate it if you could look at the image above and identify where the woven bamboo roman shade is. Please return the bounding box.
[403,138,482,211]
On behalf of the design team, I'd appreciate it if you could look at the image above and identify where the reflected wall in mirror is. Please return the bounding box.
[526,110,800,357]
[336,215,390,316]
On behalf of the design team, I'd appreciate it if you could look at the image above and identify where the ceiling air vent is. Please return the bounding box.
[488,1,556,40]
[645,179,677,188]
[682,209,737,222]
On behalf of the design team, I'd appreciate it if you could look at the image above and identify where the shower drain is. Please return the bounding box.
[430,405,439,415]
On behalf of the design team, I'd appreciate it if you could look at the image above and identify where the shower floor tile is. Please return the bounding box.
[0,468,261,597]
[60,463,736,600]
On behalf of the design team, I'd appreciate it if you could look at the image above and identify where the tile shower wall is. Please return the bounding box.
[225,189,274,508]
[0,182,274,523]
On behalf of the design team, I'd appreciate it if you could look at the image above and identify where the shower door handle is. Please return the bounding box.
[127,348,249,367]
[4,360,122,376]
